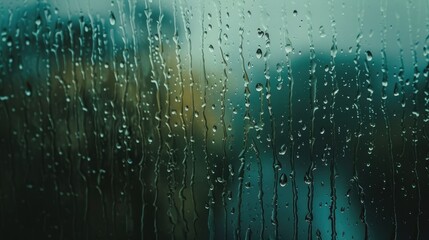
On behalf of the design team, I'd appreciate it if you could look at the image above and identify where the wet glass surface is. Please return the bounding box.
[0,0,428,239]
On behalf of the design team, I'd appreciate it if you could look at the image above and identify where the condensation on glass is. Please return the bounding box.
[0,0,428,239]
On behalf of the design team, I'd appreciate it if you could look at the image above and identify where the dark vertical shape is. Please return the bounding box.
[172,0,190,238]
[304,3,316,239]
[379,2,397,239]
[178,0,199,237]
[353,2,369,238]
[236,0,252,236]
[251,140,265,239]
[406,1,422,238]
[281,7,298,237]
[263,29,280,239]
[328,1,337,239]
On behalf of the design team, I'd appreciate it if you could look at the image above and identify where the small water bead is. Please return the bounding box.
[366,51,373,61]
[280,173,288,187]
[256,48,263,59]
[110,11,116,25]
[255,83,264,92]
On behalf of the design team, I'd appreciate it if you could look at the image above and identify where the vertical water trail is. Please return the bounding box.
[121,0,148,236]
[237,1,251,238]
[262,29,280,239]
[251,140,265,239]
[305,3,317,238]
[405,1,422,237]
[143,1,162,238]
[215,1,230,238]
[327,1,337,238]
[64,7,89,232]
[281,6,298,239]
[352,1,369,238]
[379,2,397,239]
[173,0,190,237]
[178,0,200,236]
[200,4,215,239]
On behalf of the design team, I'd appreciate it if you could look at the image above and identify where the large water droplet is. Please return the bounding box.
[293,10,298,16]
[365,51,373,61]
[279,144,287,155]
[280,173,288,187]
[256,48,263,59]
[109,11,116,25]
[319,25,326,38]
[255,83,264,92]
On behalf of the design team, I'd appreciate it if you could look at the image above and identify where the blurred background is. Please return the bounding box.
[0,0,428,239]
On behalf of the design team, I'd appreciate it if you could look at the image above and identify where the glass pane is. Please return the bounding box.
[0,0,428,239]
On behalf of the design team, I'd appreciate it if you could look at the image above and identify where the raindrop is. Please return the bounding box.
[276,63,282,72]
[25,81,32,97]
[319,26,326,38]
[6,36,12,47]
[280,173,288,187]
[304,174,312,184]
[35,15,42,26]
[257,28,264,38]
[255,83,264,92]
[365,50,373,61]
[0,96,9,101]
[256,48,263,59]
[285,38,293,53]
[279,144,287,155]
[393,82,399,96]
[227,191,233,200]
[109,11,116,25]
[293,10,298,16]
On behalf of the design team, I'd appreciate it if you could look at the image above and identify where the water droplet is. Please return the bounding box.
[212,125,217,132]
[256,48,263,59]
[304,174,312,184]
[0,96,9,101]
[285,38,293,53]
[255,83,263,92]
[35,15,42,26]
[257,28,264,37]
[227,191,232,200]
[319,26,326,38]
[109,11,116,25]
[393,82,399,96]
[305,212,313,222]
[208,44,214,52]
[25,81,32,97]
[279,144,287,155]
[365,51,373,61]
[293,10,298,16]
[276,63,282,73]
[280,173,288,187]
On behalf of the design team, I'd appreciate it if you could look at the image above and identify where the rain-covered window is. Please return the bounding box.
[0,0,428,239]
